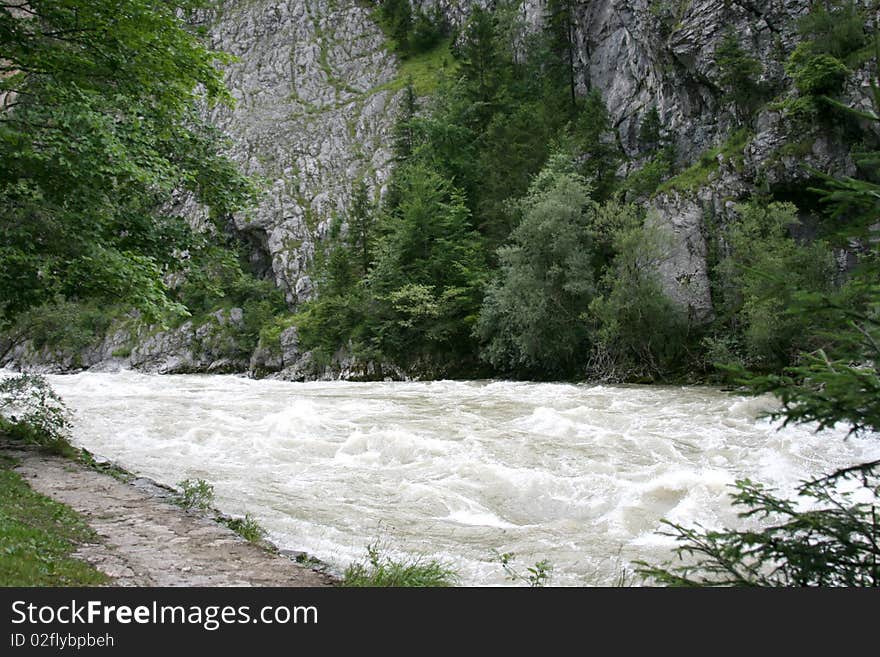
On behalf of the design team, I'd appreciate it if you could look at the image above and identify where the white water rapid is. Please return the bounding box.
[41,372,880,585]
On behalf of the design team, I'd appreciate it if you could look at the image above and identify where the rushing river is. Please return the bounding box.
[38,372,880,585]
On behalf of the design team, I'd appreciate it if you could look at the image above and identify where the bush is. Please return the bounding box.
[713,202,834,370]
[16,299,115,354]
[789,51,849,97]
[0,374,73,454]
[176,478,215,511]
[494,551,553,587]
[222,514,266,544]
[588,221,690,380]
[797,0,867,64]
[476,154,597,377]
[714,30,765,121]
[342,541,458,587]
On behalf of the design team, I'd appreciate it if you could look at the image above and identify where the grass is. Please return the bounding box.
[220,514,267,544]
[78,448,133,483]
[657,128,752,195]
[366,37,459,98]
[395,39,458,97]
[342,541,458,587]
[0,454,108,586]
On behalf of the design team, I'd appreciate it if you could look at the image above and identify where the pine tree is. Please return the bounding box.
[392,82,418,163]
[458,6,502,111]
[349,180,374,277]
[714,30,764,123]
[638,107,664,154]
[544,0,578,114]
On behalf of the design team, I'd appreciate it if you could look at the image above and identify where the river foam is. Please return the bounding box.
[29,372,880,585]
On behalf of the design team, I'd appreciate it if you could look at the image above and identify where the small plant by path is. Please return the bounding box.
[343,540,458,587]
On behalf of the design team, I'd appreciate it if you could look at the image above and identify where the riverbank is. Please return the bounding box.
[0,442,335,587]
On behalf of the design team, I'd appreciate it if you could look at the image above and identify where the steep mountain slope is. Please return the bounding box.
[206,0,402,305]
[5,0,876,377]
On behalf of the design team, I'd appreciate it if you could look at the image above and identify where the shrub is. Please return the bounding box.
[714,30,765,121]
[797,0,867,65]
[0,374,73,454]
[176,478,215,511]
[713,202,834,370]
[588,221,690,380]
[476,155,597,377]
[789,51,849,97]
[16,299,114,354]
[223,514,266,544]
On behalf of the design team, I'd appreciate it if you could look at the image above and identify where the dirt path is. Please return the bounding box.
[7,446,335,587]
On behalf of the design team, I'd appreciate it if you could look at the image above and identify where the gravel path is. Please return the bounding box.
[7,446,334,587]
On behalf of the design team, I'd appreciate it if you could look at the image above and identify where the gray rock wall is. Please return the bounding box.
[201,0,874,324]
[206,0,403,304]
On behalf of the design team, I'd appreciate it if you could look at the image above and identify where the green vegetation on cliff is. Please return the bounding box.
[298,0,877,384]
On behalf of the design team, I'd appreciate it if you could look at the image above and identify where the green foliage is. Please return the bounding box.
[713,202,834,370]
[294,182,379,363]
[494,551,553,587]
[797,0,868,65]
[627,109,676,198]
[589,218,691,380]
[543,0,578,112]
[342,541,458,587]
[638,107,665,154]
[0,374,73,454]
[370,165,488,366]
[714,30,765,122]
[14,299,116,355]
[644,63,880,588]
[657,129,750,194]
[477,155,597,377]
[457,6,502,111]
[395,38,458,97]
[298,162,488,373]
[375,0,413,52]
[0,0,254,328]
[746,315,879,435]
[223,514,267,544]
[624,155,676,199]
[781,2,868,125]
[176,478,215,511]
[787,48,850,97]
[410,6,446,53]
[475,100,559,248]
[569,90,623,200]
[0,457,108,586]
[639,466,880,586]
[174,242,287,355]
[375,0,447,58]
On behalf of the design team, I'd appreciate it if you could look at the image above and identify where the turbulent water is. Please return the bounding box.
[38,372,880,585]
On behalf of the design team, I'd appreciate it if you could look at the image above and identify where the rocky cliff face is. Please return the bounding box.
[567,0,872,317]
[208,0,871,325]
[205,0,403,305]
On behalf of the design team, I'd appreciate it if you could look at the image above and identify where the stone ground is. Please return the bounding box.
[5,446,335,587]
